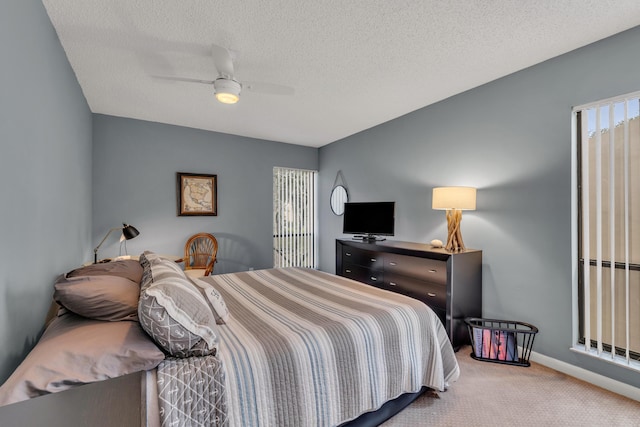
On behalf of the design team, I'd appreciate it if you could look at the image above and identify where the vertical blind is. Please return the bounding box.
[273,167,317,269]
[576,92,640,365]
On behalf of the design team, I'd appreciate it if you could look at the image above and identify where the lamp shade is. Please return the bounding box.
[432,187,476,210]
[122,223,140,240]
[94,223,139,263]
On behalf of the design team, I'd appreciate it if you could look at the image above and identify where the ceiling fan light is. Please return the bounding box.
[215,92,239,104]
[214,79,241,104]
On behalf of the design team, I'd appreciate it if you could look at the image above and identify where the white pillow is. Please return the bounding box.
[191,277,230,324]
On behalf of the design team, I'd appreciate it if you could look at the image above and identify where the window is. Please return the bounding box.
[273,167,317,268]
[574,92,640,369]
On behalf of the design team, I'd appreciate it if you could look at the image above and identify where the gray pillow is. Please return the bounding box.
[139,251,187,290]
[67,259,143,284]
[54,274,140,321]
[138,253,219,357]
[0,313,164,406]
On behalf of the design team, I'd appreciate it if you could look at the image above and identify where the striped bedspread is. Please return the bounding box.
[200,267,460,427]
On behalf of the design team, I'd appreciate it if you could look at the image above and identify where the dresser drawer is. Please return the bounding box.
[336,239,482,351]
[385,254,446,285]
[342,246,383,270]
[342,263,383,285]
[384,272,446,310]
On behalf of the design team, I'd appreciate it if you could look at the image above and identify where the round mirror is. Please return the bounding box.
[330,185,349,215]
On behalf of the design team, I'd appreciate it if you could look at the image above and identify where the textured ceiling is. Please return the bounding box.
[42,1,640,147]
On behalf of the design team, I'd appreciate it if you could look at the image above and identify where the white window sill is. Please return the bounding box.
[570,344,640,373]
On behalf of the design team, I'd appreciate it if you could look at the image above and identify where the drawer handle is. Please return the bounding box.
[370,276,378,281]
[389,282,397,286]
[427,292,437,298]
[370,258,377,262]
[389,262,397,266]
[345,269,352,273]
[345,252,352,257]
[428,269,437,273]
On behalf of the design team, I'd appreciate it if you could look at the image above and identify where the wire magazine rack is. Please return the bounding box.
[465,318,539,367]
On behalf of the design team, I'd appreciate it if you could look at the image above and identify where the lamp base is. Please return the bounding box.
[445,209,466,252]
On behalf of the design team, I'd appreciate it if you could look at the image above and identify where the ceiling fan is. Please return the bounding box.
[158,44,294,104]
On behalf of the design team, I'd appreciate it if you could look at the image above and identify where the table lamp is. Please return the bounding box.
[432,187,476,252]
[94,223,140,263]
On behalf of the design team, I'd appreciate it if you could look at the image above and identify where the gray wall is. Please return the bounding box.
[0,0,92,382]
[92,115,318,273]
[319,26,640,388]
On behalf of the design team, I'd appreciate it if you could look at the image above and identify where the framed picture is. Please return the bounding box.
[177,172,218,216]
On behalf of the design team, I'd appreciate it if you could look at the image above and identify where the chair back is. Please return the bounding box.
[183,233,218,276]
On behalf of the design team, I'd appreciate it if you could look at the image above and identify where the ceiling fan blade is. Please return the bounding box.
[153,75,215,85]
[211,44,235,78]
[243,81,295,96]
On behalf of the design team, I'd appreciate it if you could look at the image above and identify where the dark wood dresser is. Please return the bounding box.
[336,239,482,349]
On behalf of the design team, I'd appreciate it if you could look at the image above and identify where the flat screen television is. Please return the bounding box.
[342,201,395,241]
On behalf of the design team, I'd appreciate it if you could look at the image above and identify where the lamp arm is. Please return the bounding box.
[93,227,123,262]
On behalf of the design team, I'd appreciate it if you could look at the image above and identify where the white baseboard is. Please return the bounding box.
[529,350,640,402]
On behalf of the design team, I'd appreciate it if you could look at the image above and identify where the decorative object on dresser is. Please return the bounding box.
[430,239,443,248]
[93,223,139,263]
[177,172,218,216]
[432,186,476,252]
[336,238,482,350]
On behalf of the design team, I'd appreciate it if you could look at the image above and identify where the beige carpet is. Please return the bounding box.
[382,346,640,427]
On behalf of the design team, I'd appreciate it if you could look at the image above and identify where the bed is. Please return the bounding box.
[0,254,459,426]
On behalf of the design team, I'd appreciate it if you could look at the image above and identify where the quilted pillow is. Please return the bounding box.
[139,251,186,290]
[54,274,140,321]
[138,253,219,357]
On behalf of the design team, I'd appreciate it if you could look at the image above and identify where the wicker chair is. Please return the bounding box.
[183,233,218,277]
